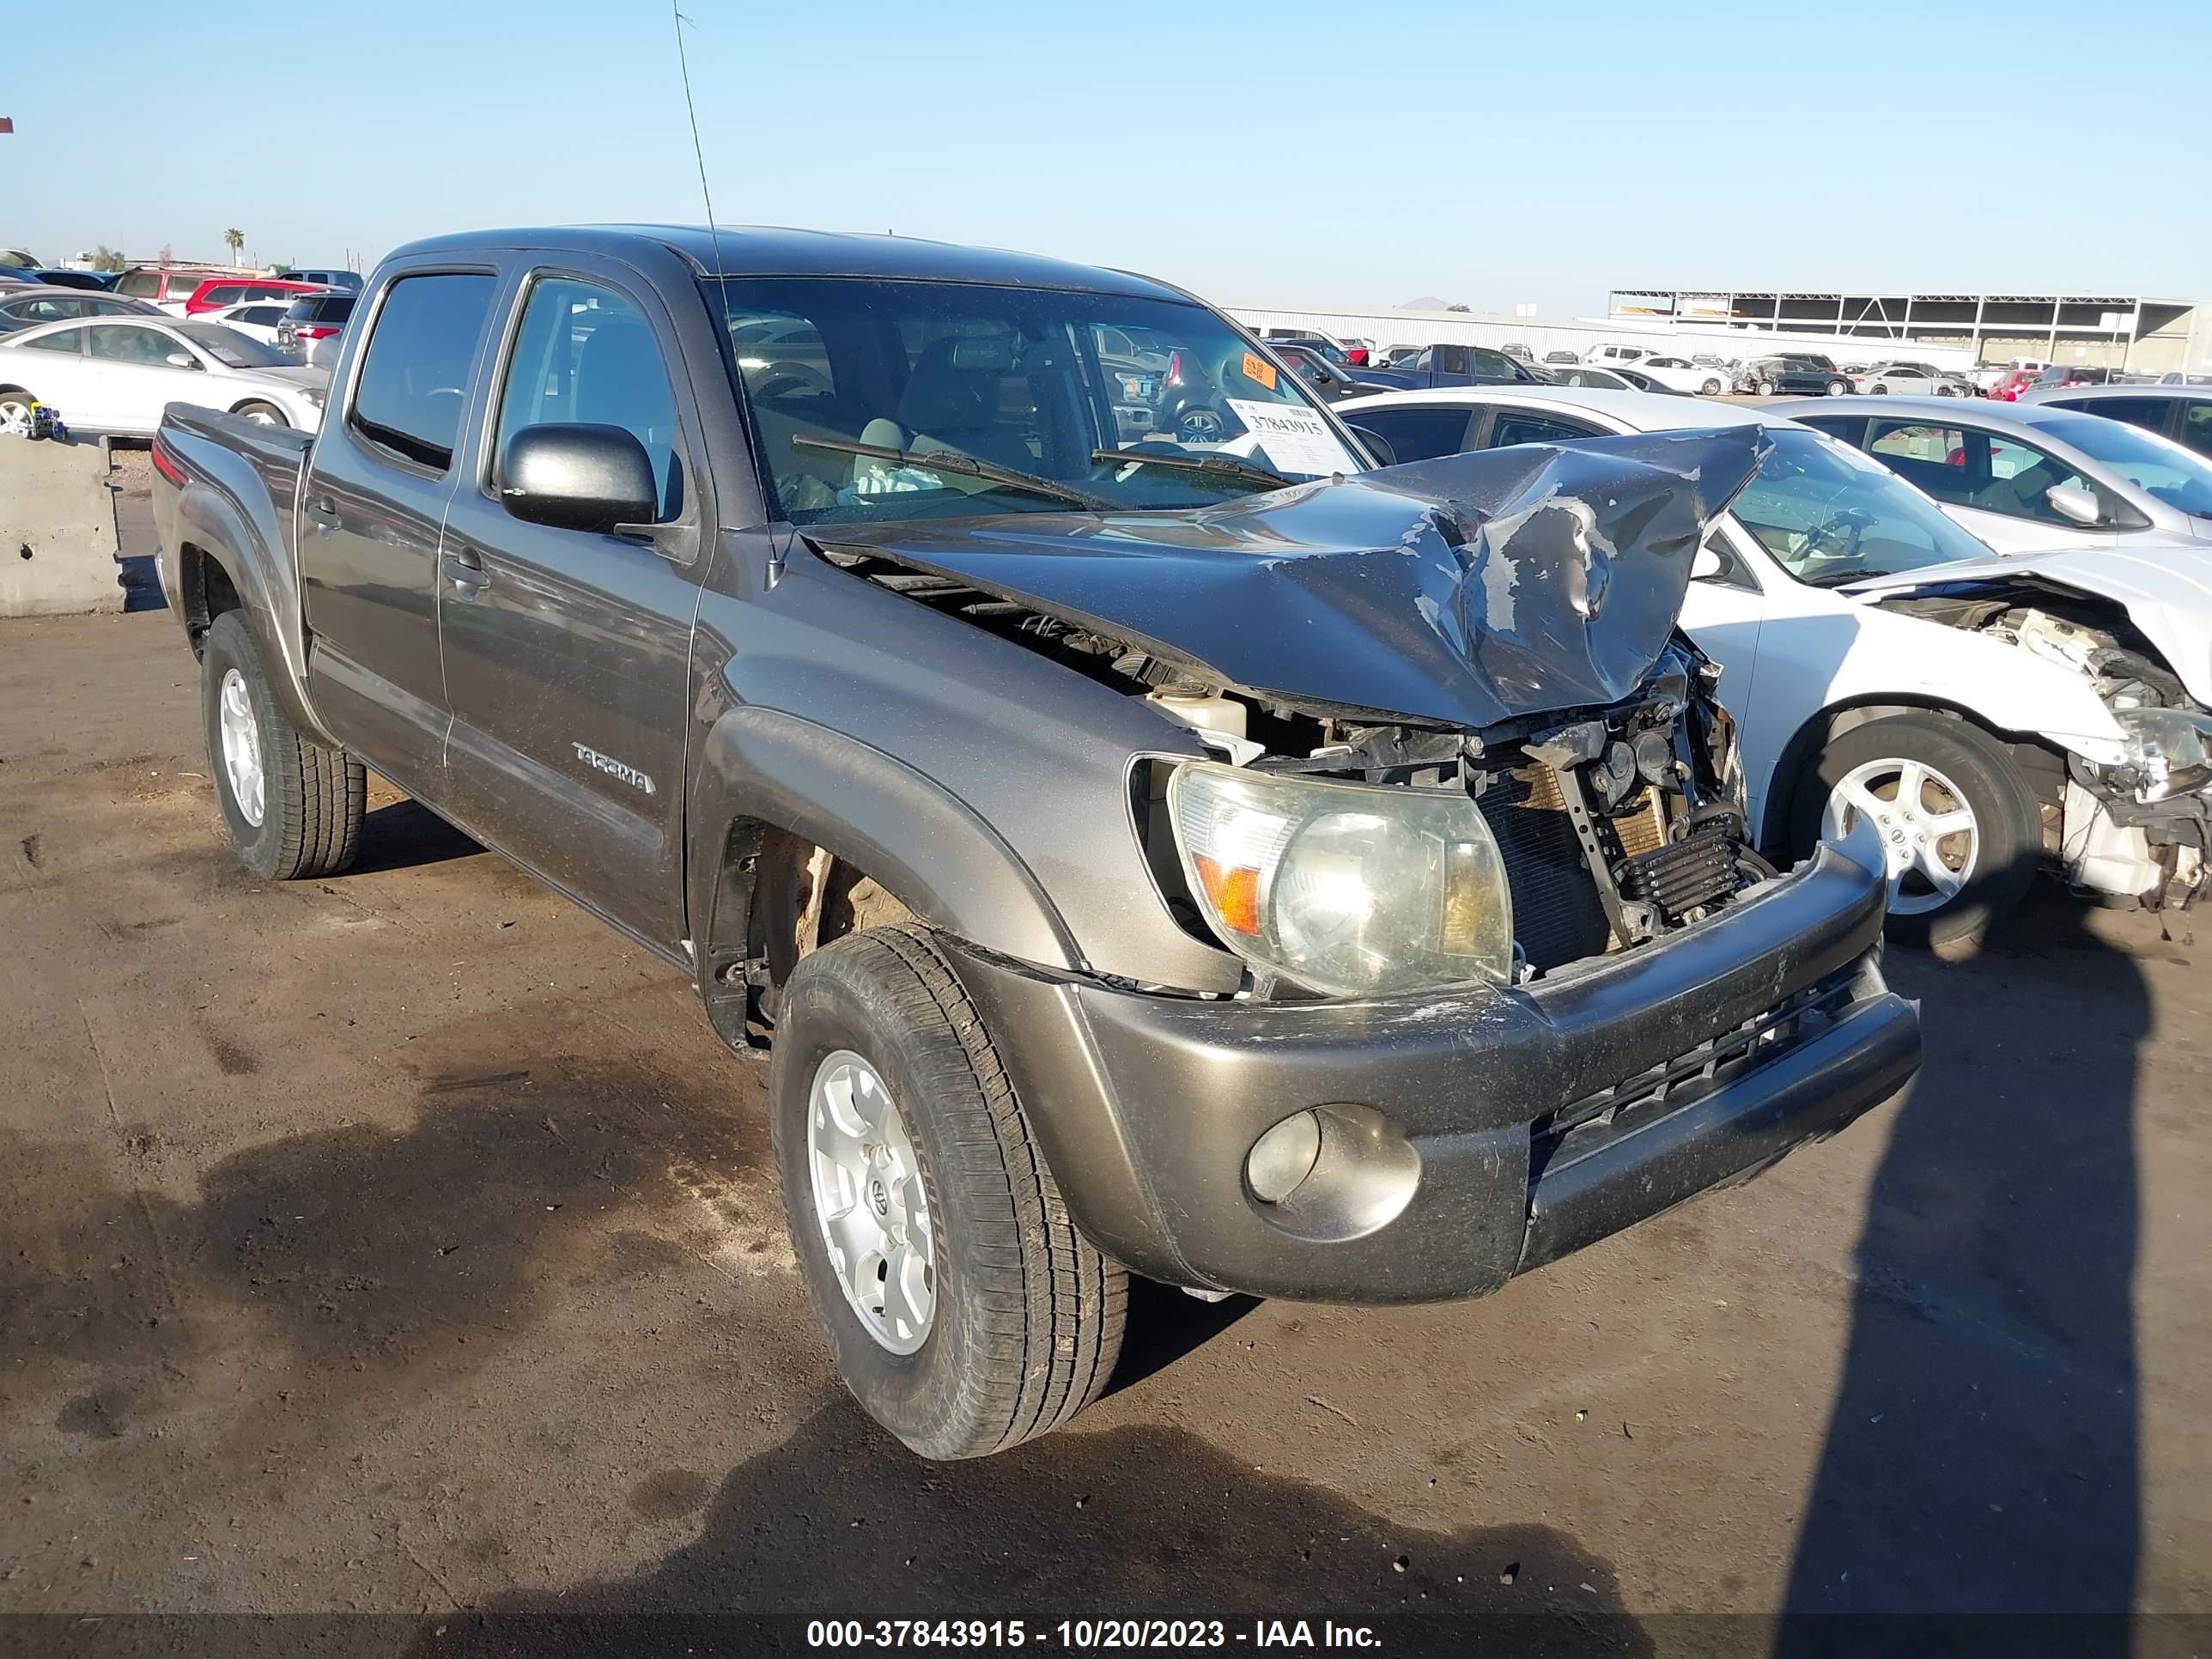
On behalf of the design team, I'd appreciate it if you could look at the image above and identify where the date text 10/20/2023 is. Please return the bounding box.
[805,1620,1382,1649]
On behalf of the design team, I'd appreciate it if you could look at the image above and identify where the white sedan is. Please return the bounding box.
[1338,384,2212,946]
[204,300,300,349]
[1632,354,1730,396]
[0,315,328,435]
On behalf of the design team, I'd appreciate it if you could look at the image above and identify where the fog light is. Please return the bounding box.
[1246,1110,1322,1203]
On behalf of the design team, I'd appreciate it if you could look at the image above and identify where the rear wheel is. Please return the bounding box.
[201,611,364,879]
[1756,378,1778,396]
[1791,711,2039,954]
[1826,378,1853,397]
[771,926,1126,1459]
[234,400,288,428]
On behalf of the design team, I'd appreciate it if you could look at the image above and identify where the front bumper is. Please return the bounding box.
[945,838,1919,1304]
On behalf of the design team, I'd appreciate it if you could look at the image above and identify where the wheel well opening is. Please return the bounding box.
[1762,697,2064,853]
[701,817,915,1052]
[179,544,243,659]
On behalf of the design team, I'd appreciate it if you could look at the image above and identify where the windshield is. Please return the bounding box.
[175,320,290,369]
[713,276,1362,526]
[1730,428,1994,585]
[2037,413,2212,516]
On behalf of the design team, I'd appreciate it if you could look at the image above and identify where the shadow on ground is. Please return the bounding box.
[403,1400,1653,1657]
[1779,888,2144,1651]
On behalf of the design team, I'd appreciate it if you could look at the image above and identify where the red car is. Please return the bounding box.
[179,276,330,317]
[1986,368,2041,402]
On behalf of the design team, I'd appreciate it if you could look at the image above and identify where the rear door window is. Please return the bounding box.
[2182,401,2212,459]
[349,272,496,471]
[1486,410,1605,448]
[203,284,246,307]
[115,271,161,299]
[1869,421,1972,505]
[1346,404,1474,464]
[2051,396,2172,439]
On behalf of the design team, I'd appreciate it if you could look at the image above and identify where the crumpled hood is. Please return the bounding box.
[812,428,1768,729]
[1844,544,2212,706]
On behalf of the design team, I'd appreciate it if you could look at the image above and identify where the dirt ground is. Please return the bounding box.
[3,601,2209,1651]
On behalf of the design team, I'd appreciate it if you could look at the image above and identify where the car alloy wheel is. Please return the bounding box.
[1757,380,1777,396]
[1821,757,1978,917]
[0,397,33,438]
[216,666,266,828]
[805,1048,935,1355]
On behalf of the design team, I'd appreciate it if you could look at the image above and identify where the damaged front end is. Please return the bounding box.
[1871,579,2212,910]
[814,427,1781,995]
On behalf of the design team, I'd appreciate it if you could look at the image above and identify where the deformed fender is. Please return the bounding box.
[687,704,1083,975]
[164,427,335,748]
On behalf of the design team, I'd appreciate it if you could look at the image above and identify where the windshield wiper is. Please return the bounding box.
[1802,567,1895,588]
[792,434,1115,512]
[1091,447,1292,492]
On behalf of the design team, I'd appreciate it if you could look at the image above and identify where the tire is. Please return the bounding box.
[1870,383,1889,394]
[771,926,1127,1459]
[1936,385,1956,397]
[1756,378,1777,396]
[1790,711,2040,954]
[0,391,35,438]
[201,611,365,879]
[1701,378,1723,396]
[1826,379,1853,397]
[233,400,289,428]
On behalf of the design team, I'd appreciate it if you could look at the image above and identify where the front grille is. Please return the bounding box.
[1474,765,1610,972]
[1528,966,1863,1182]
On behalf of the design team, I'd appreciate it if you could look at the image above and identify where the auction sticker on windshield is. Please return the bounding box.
[1225,399,1358,478]
[1240,351,1278,391]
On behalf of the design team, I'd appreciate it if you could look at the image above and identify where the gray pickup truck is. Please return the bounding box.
[152,225,1919,1460]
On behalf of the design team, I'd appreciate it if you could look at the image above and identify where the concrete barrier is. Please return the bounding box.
[1,437,125,617]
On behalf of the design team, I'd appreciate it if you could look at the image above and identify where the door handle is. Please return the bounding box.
[441,550,489,596]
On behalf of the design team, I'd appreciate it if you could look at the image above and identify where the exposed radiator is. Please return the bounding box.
[1474,766,1610,972]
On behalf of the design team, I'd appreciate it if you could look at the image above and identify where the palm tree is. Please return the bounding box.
[223,228,245,264]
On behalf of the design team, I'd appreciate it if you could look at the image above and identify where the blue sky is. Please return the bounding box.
[5,0,2205,315]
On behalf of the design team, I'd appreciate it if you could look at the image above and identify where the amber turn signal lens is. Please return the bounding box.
[1193,854,1263,936]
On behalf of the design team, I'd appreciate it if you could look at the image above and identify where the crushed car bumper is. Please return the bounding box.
[942,836,1919,1304]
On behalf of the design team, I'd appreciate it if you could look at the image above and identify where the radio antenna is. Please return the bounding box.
[671,5,734,313]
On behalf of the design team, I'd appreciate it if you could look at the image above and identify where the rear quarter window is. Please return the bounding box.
[348,273,497,471]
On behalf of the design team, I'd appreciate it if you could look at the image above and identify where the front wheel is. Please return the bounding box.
[201,611,365,879]
[233,400,289,428]
[0,392,35,437]
[772,926,1127,1459]
[1790,711,2040,954]
[1869,383,1889,394]
[1701,378,1723,396]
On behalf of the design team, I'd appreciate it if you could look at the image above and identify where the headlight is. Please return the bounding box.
[2114,706,2212,801]
[301,386,326,408]
[1164,760,1512,996]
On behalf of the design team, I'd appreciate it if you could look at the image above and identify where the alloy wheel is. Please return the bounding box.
[806,1048,936,1354]
[216,667,265,828]
[1822,757,1978,916]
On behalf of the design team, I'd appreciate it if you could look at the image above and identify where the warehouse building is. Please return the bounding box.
[1608,288,2210,375]
[1226,288,2209,378]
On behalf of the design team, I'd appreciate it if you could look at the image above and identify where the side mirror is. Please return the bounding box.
[165,352,198,369]
[1345,424,1396,468]
[500,423,658,535]
[2045,483,2104,527]
[1692,544,1726,581]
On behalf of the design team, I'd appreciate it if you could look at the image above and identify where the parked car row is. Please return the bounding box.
[0,260,362,435]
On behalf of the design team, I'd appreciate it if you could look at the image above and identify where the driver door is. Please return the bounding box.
[78,321,198,431]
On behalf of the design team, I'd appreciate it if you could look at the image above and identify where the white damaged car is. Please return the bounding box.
[1340,385,2212,948]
